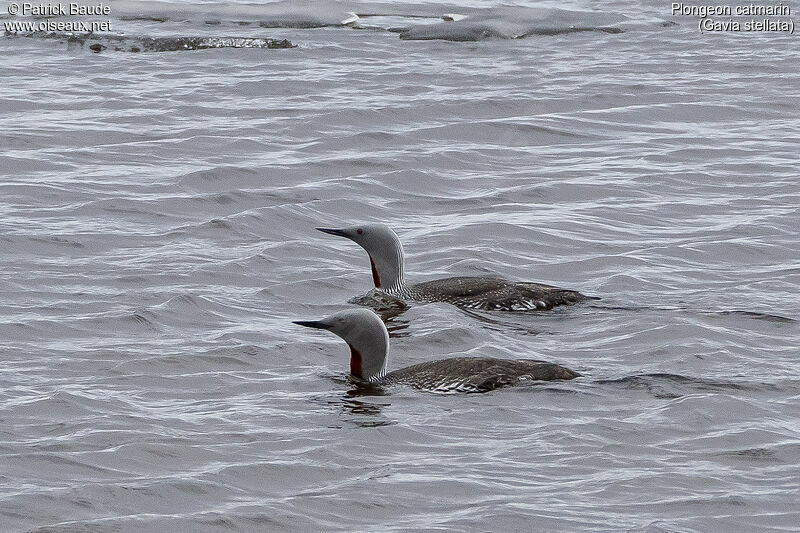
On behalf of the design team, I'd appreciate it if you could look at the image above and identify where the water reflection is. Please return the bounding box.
[459,307,542,336]
[340,390,395,427]
[324,376,395,427]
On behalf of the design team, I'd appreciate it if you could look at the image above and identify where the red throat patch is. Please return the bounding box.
[369,257,381,288]
[348,344,363,378]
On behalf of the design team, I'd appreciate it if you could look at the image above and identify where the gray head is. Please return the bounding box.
[316,223,405,292]
[293,308,389,382]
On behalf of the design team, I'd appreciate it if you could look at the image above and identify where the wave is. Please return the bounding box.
[3,1,674,49]
[587,303,796,323]
[597,373,782,399]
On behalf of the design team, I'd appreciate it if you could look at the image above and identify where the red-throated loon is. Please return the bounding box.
[293,308,579,393]
[316,223,596,311]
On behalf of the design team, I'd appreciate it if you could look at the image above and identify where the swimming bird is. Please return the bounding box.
[293,308,579,393]
[316,223,595,311]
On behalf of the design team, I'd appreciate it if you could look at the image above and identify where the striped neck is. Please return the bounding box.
[367,367,388,383]
[385,281,414,299]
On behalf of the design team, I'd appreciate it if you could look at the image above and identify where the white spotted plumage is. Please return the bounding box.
[294,309,580,394]
[316,223,595,312]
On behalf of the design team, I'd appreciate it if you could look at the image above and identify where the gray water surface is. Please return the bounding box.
[1,0,799,531]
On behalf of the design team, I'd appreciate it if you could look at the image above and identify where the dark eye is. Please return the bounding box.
[357,228,363,235]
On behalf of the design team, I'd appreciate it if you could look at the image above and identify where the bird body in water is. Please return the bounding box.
[316,223,596,312]
[294,309,579,393]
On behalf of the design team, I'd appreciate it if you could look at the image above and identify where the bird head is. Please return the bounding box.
[316,223,405,292]
[293,308,389,382]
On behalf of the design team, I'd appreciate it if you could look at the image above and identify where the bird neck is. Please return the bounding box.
[347,331,389,382]
[368,243,405,295]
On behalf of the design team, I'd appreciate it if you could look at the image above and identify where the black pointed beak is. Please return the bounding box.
[316,227,349,238]
[293,320,330,330]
